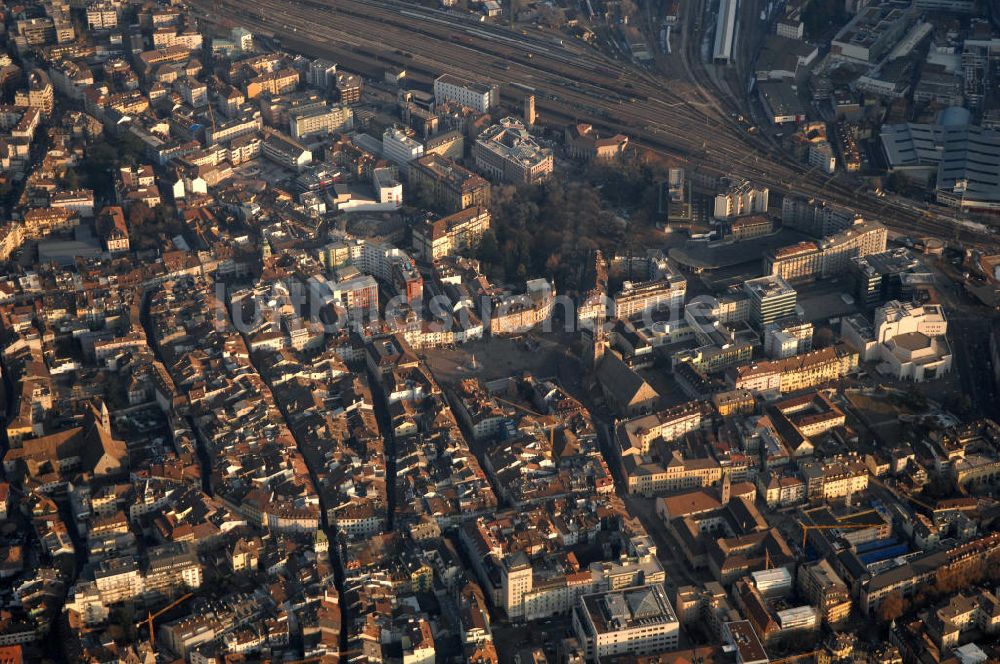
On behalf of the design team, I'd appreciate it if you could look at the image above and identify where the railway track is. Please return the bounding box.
[191,0,996,246]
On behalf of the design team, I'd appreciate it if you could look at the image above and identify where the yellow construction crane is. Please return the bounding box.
[136,592,194,652]
[770,651,818,664]
[798,520,886,549]
[493,395,544,418]
[207,100,217,137]
[869,475,936,513]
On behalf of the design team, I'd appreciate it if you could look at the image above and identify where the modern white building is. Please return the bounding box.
[764,316,813,359]
[262,131,312,170]
[572,584,679,662]
[809,140,837,174]
[383,128,424,166]
[842,300,952,381]
[714,179,769,219]
[831,1,914,64]
[289,105,353,140]
[744,275,797,329]
[372,167,403,207]
[231,27,254,53]
[433,74,499,113]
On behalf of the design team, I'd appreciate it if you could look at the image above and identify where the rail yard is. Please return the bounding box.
[191,0,996,246]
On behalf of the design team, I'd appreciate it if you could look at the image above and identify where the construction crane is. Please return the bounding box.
[769,651,818,664]
[869,475,936,513]
[136,592,193,652]
[798,520,886,549]
[207,98,217,137]
[493,395,544,418]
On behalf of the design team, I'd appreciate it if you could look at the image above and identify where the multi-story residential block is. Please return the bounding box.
[205,113,262,145]
[617,402,710,456]
[289,105,353,140]
[312,273,379,315]
[861,533,1000,615]
[15,70,54,117]
[49,60,94,101]
[781,197,857,236]
[927,591,1000,649]
[262,130,313,170]
[116,165,162,208]
[764,220,887,283]
[613,270,687,321]
[729,344,859,394]
[94,558,144,605]
[434,74,498,113]
[22,207,79,239]
[307,58,338,88]
[798,559,852,625]
[175,78,208,107]
[50,190,95,218]
[336,71,363,104]
[246,68,299,98]
[412,207,491,262]
[713,179,768,220]
[473,118,553,185]
[488,279,556,336]
[408,154,491,212]
[799,456,868,501]
[757,471,806,508]
[808,140,837,174]
[763,316,813,359]
[143,542,202,599]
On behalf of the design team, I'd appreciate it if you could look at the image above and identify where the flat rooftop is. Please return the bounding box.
[582,584,678,634]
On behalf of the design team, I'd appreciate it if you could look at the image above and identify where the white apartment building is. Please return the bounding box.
[94,557,144,605]
[809,140,837,174]
[714,179,769,219]
[383,127,424,166]
[290,105,353,140]
[262,131,313,170]
[231,27,254,53]
[613,274,687,320]
[434,74,498,113]
[176,78,208,107]
[86,2,118,30]
[764,318,813,359]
